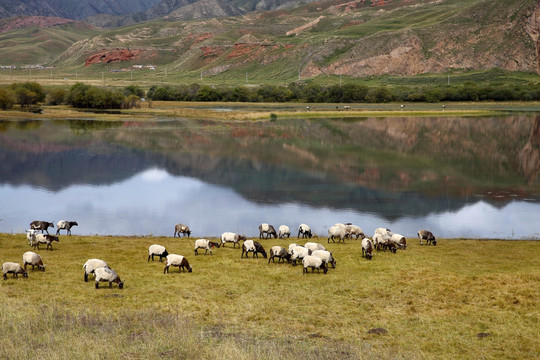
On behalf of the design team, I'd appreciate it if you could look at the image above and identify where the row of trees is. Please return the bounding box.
[147,82,540,103]
[1,81,539,111]
[0,82,144,110]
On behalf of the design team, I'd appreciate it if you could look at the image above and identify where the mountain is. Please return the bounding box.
[0,0,162,20]
[55,0,540,80]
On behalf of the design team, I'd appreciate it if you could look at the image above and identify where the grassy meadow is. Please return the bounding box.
[0,233,539,359]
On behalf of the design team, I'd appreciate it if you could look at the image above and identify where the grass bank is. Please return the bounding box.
[1,233,539,359]
[1,101,538,121]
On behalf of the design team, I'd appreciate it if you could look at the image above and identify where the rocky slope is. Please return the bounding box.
[59,0,540,79]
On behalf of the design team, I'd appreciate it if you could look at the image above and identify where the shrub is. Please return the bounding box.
[0,87,15,110]
[47,88,66,105]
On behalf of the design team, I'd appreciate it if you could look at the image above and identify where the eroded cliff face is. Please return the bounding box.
[526,2,540,74]
[518,115,540,184]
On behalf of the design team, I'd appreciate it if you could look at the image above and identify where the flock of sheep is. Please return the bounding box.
[2,220,437,286]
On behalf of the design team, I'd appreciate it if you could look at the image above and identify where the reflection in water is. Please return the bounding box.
[0,168,538,239]
[0,116,539,238]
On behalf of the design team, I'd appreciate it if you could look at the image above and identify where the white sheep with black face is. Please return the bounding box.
[302,256,328,274]
[290,246,310,265]
[311,250,336,268]
[83,259,109,282]
[94,267,123,289]
[346,224,365,239]
[148,244,169,262]
[194,239,220,255]
[164,254,192,273]
[2,262,28,280]
[298,224,312,238]
[56,220,78,235]
[22,251,45,271]
[268,246,291,263]
[391,234,407,249]
[220,232,246,248]
[33,234,59,251]
[278,225,290,239]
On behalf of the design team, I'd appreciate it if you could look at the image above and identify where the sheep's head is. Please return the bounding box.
[39,264,46,271]
[118,281,124,289]
[22,271,28,278]
[366,253,373,260]
[432,240,437,246]
[188,266,193,273]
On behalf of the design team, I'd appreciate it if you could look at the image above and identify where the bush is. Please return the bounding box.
[47,88,66,105]
[65,83,130,109]
[0,87,15,110]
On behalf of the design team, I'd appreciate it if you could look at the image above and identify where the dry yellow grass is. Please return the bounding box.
[1,233,539,359]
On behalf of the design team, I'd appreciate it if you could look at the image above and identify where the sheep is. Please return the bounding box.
[148,244,169,262]
[298,224,312,239]
[302,256,328,274]
[164,254,192,273]
[2,262,28,280]
[22,251,45,271]
[278,225,290,239]
[241,240,267,259]
[173,223,191,237]
[94,267,123,289]
[304,242,326,252]
[391,234,407,249]
[290,245,311,265]
[373,233,397,253]
[328,225,346,243]
[361,238,374,260]
[220,232,246,248]
[311,250,336,268]
[418,230,437,245]
[83,259,109,282]
[56,220,78,235]
[259,223,277,239]
[194,239,220,255]
[33,234,59,251]
[30,220,54,234]
[374,227,393,237]
[268,246,291,264]
[25,229,38,247]
[346,224,365,239]
[288,243,298,254]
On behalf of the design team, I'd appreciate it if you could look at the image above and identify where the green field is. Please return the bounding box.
[1,233,539,359]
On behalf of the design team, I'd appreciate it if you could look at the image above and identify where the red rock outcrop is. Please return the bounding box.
[85,49,145,66]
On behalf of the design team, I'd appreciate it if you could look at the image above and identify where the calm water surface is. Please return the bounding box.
[1,115,539,239]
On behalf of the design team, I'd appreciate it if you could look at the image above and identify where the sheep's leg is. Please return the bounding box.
[109,282,113,288]
[95,282,99,289]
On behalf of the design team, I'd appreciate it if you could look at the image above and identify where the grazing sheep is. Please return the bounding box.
[302,256,328,274]
[30,220,54,234]
[164,254,192,273]
[374,227,393,237]
[148,244,169,262]
[278,225,290,239]
[220,232,246,248]
[173,223,191,237]
[298,224,312,239]
[391,234,407,249]
[2,262,28,280]
[94,267,123,289]
[346,224,365,239]
[259,223,277,239]
[22,251,45,271]
[33,234,59,251]
[288,243,298,254]
[194,239,220,255]
[241,240,267,259]
[290,245,311,265]
[268,246,291,264]
[56,220,78,235]
[311,250,336,268]
[83,259,109,282]
[418,230,437,245]
[328,226,347,243]
[361,238,374,260]
[304,242,326,252]
[25,229,38,247]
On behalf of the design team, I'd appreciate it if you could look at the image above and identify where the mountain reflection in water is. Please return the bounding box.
[0,115,539,239]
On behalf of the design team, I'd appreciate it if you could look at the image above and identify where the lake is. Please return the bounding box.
[1,114,540,239]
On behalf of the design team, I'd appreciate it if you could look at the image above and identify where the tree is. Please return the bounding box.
[0,87,15,110]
